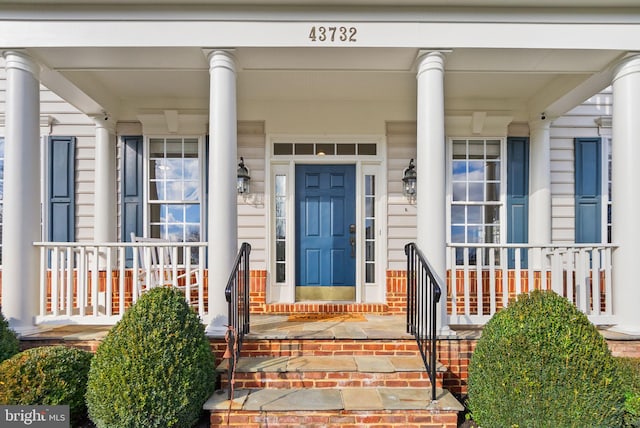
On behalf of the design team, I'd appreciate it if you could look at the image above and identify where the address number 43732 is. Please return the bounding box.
[309,26,357,42]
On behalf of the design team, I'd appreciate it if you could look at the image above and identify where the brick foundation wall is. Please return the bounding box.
[210,410,459,427]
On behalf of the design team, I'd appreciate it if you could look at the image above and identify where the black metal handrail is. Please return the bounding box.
[224,242,251,399]
[405,242,442,402]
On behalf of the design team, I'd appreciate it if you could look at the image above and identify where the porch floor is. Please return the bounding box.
[18,314,640,343]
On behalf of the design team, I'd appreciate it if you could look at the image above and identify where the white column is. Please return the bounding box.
[611,54,640,334]
[528,119,552,267]
[92,116,116,244]
[1,51,41,333]
[416,51,450,334]
[206,50,238,333]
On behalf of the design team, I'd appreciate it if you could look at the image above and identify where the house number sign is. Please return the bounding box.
[308,26,358,42]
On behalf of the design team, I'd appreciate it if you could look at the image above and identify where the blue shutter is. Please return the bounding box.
[48,136,75,242]
[575,137,602,243]
[507,137,529,268]
[121,136,144,266]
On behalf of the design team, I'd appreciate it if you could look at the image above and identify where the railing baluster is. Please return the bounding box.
[119,246,126,316]
[514,248,522,297]
[106,247,113,317]
[591,248,601,316]
[604,247,612,315]
[489,248,496,315]
[463,247,470,317]
[476,247,483,316]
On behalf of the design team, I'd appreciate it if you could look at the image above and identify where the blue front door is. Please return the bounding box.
[295,164,356,287]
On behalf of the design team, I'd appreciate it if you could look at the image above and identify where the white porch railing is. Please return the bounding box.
[34,241,208,325]
[447,243,616,326]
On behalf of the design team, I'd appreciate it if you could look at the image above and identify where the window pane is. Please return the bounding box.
[486,140,500,158]
[452,183,466,201]
[337,144,356,155]
[365,219,375,239]
[276,263,286,283]
[276,218,286,239]
[467,206,482,224]
[468,141,484,159]
[168,205,184,222]
[365,175,375,196]
[365,198,375,217]
[486,183,500,201]
[486,161,500,181]
[452,161,467,178]
[365,263,375,283]
[185,224,200,242]
[358,144,377,155]
[276,241,286,261]
[275,175,286,196]
[316,144,335,155]
[468,183,484,201]
[274,143,293,155]
[451,226,465,243]
[467,226,482,243]
[451,205,465,224]
[185,205,200,223]
[366,241,375,261]
[295,144,314,155]
[452,141,466,158]
[485,205,500,224]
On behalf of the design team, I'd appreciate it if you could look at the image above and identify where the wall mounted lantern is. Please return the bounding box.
[402,158,417,199]
[237,157,251,194]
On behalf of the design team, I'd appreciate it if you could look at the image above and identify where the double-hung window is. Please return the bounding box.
[147,137,202,260]
[450,138,503,265]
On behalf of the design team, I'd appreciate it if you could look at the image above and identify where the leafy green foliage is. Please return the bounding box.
[468,290,623,428]
[0,346,92,423]
[618,357,640,427]
[0,311,19,363]
[86,287,215,428]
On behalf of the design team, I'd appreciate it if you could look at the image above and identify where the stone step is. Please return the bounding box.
[216,355,445,389]
[205,387,463,427]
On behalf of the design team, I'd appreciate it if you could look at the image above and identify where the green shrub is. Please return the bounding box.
[618,357,640,427]
[86,287,216,428]
[0,346,92,423]
[468,290,623,428]
[0,311,19,363]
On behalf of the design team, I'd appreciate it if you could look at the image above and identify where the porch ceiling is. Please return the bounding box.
[28,46,623,121]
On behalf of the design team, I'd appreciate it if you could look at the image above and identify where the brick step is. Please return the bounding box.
[205,387,463,427]
[216,355,446,389]
[239,338,421,357]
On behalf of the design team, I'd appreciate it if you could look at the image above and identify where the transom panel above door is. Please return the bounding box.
[295,164,356,300]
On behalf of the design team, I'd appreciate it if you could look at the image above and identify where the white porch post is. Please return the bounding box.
[206,50,238,333]
[1,51,41,333]
[416,51,450,334]
[528,119,552,267]
[611,54,640,334]
[92,116,116,245]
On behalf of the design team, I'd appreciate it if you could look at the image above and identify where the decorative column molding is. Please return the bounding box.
[1,51,41,333]
[206,50,238,333]
[611,53,640,334]
[416,50,451,334]
[92,115,116,246]
[528,118,552,245]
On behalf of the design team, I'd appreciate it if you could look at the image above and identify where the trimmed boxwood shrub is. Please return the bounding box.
[86,287,216,428]
[0,346,93,423]
[468,290,623,428]
[618,357,640,427]
[0,311,19,363]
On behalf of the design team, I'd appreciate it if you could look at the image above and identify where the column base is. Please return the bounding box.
[609,324,640,337]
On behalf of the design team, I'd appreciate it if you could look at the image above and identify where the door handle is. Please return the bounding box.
[349,224,356,257]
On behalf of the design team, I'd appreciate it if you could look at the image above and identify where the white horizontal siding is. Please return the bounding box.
[237,121,267,269]
[550,87,612,244]
[386,121,417,270]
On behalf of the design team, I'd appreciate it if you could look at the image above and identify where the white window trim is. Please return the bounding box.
[266,134,387,304]
[142,135,206,241]
[446,137,507,246]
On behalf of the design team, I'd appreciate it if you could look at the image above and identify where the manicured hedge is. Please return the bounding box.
[0,346,93,423]
[468,290,624,428]
[86,287,216,428]
[0,311,19,363]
